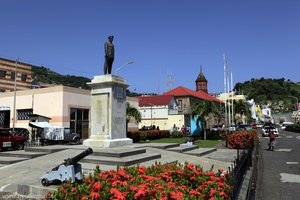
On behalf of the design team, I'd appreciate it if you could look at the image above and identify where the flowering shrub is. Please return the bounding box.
[226,130,258,149]
[45,162,231,200]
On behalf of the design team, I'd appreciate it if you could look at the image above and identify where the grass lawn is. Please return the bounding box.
[138,137,223,148]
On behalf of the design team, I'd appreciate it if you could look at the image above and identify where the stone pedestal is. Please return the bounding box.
[83,75,132,148]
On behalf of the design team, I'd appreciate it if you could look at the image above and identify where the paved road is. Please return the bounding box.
[257,128,300,200]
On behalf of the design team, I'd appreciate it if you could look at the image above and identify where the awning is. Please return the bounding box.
[29,122,52,129]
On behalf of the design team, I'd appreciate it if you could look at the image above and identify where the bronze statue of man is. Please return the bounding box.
[103,35,115,74]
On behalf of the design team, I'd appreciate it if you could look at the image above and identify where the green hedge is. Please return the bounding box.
[285,124,300,133]
[170,130,183,138]
[127,130,170,142]
[206,130,226,140]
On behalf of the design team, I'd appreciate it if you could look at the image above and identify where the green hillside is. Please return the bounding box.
[234,78,300,112]
[32,65,91,90]
[31,65,151,96]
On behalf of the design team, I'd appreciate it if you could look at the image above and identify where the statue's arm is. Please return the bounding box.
[104,43,108,56]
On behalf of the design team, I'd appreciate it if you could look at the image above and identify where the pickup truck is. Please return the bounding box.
[0,129,28,150]
[29,122,81,145]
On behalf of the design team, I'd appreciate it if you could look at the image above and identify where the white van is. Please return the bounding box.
[281,122,294,130]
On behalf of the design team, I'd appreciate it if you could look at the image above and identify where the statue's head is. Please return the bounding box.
[108,35,114,41]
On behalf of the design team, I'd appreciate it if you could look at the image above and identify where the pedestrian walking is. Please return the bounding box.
[268,130,275,151]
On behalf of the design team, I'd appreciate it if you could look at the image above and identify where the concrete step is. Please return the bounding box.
[0,150,47,159]
[202,149,240,162]
[92,148,146,157]
[24,146,67,153]
[135,158,178,168]
[81,152,161,166]
[166,144,199,153]
[184,148,217,156]
[80,158,178,174]
[0,156,28,165]
[134,143,180,149]
[80,162,118,174]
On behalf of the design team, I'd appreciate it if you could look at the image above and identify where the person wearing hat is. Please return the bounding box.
[103,35,115,74]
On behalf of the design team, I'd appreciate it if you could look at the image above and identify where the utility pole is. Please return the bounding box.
[230,64,234,126]
[167,69,173,92]
[12,58,18,131]
[223,54,228,129]
[227,76,231,127]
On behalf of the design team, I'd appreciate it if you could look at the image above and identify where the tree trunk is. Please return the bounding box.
[204,120,207,140]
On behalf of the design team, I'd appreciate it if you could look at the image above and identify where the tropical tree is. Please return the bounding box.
[192,101,220,140]
[126,102,141,133]
[233,100,251,124]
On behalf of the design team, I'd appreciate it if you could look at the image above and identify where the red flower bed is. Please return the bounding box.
[45,163,231,200]
[226,130,258,149]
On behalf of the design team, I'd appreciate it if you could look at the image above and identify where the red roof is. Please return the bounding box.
[164,86,223,103]
[138,95,174,107]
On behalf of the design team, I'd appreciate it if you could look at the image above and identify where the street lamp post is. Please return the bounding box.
[114,61,134,75]
[13,59,18,131]
[288,96,299,111]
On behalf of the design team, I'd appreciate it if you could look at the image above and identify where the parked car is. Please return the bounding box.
[236,124,252,131]
[0,129,28,150]
[228,124,236,132]
[262,125,279,137]
[280,122,294,130]
[211,125,222,131]
[251,123,257,129]
[256,124,263,128]
[2,128,30,140]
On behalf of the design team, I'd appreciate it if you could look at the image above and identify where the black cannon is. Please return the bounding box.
[41,148,93,186]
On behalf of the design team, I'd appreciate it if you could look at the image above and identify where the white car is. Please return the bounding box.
[256,124,263,128]
[280,122,293,130]
[262,125,279,137]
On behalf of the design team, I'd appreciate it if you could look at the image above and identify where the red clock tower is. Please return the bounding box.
[195,66,208,93]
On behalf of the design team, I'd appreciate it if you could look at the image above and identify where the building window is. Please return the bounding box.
[70,108,89,139]
[0,70,6,78]
[17,109,33,120]
[178,100,182,111]
[21,74,27,81]
[11,72,16,80]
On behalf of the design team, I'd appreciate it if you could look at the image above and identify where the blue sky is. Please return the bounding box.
[0,0,299,94]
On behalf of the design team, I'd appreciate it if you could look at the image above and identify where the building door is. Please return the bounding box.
[70,108,89,139]
[0,110,10,128]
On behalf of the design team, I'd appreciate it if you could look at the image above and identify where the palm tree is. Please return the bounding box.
[233,100,251,124]
[126,102,141,133]
[192,101,220,140]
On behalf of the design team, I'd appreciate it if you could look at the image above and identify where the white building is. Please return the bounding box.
[138,95,184,130]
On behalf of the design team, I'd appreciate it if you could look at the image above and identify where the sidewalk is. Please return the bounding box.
[0,142,238,199]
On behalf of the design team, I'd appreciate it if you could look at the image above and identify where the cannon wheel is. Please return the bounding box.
[41,178,49,187]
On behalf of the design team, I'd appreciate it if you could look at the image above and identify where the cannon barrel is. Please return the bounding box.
[51,148,93,171]
[64,148,93,166]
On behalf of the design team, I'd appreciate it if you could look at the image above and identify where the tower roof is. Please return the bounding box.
[195,66,207,82]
